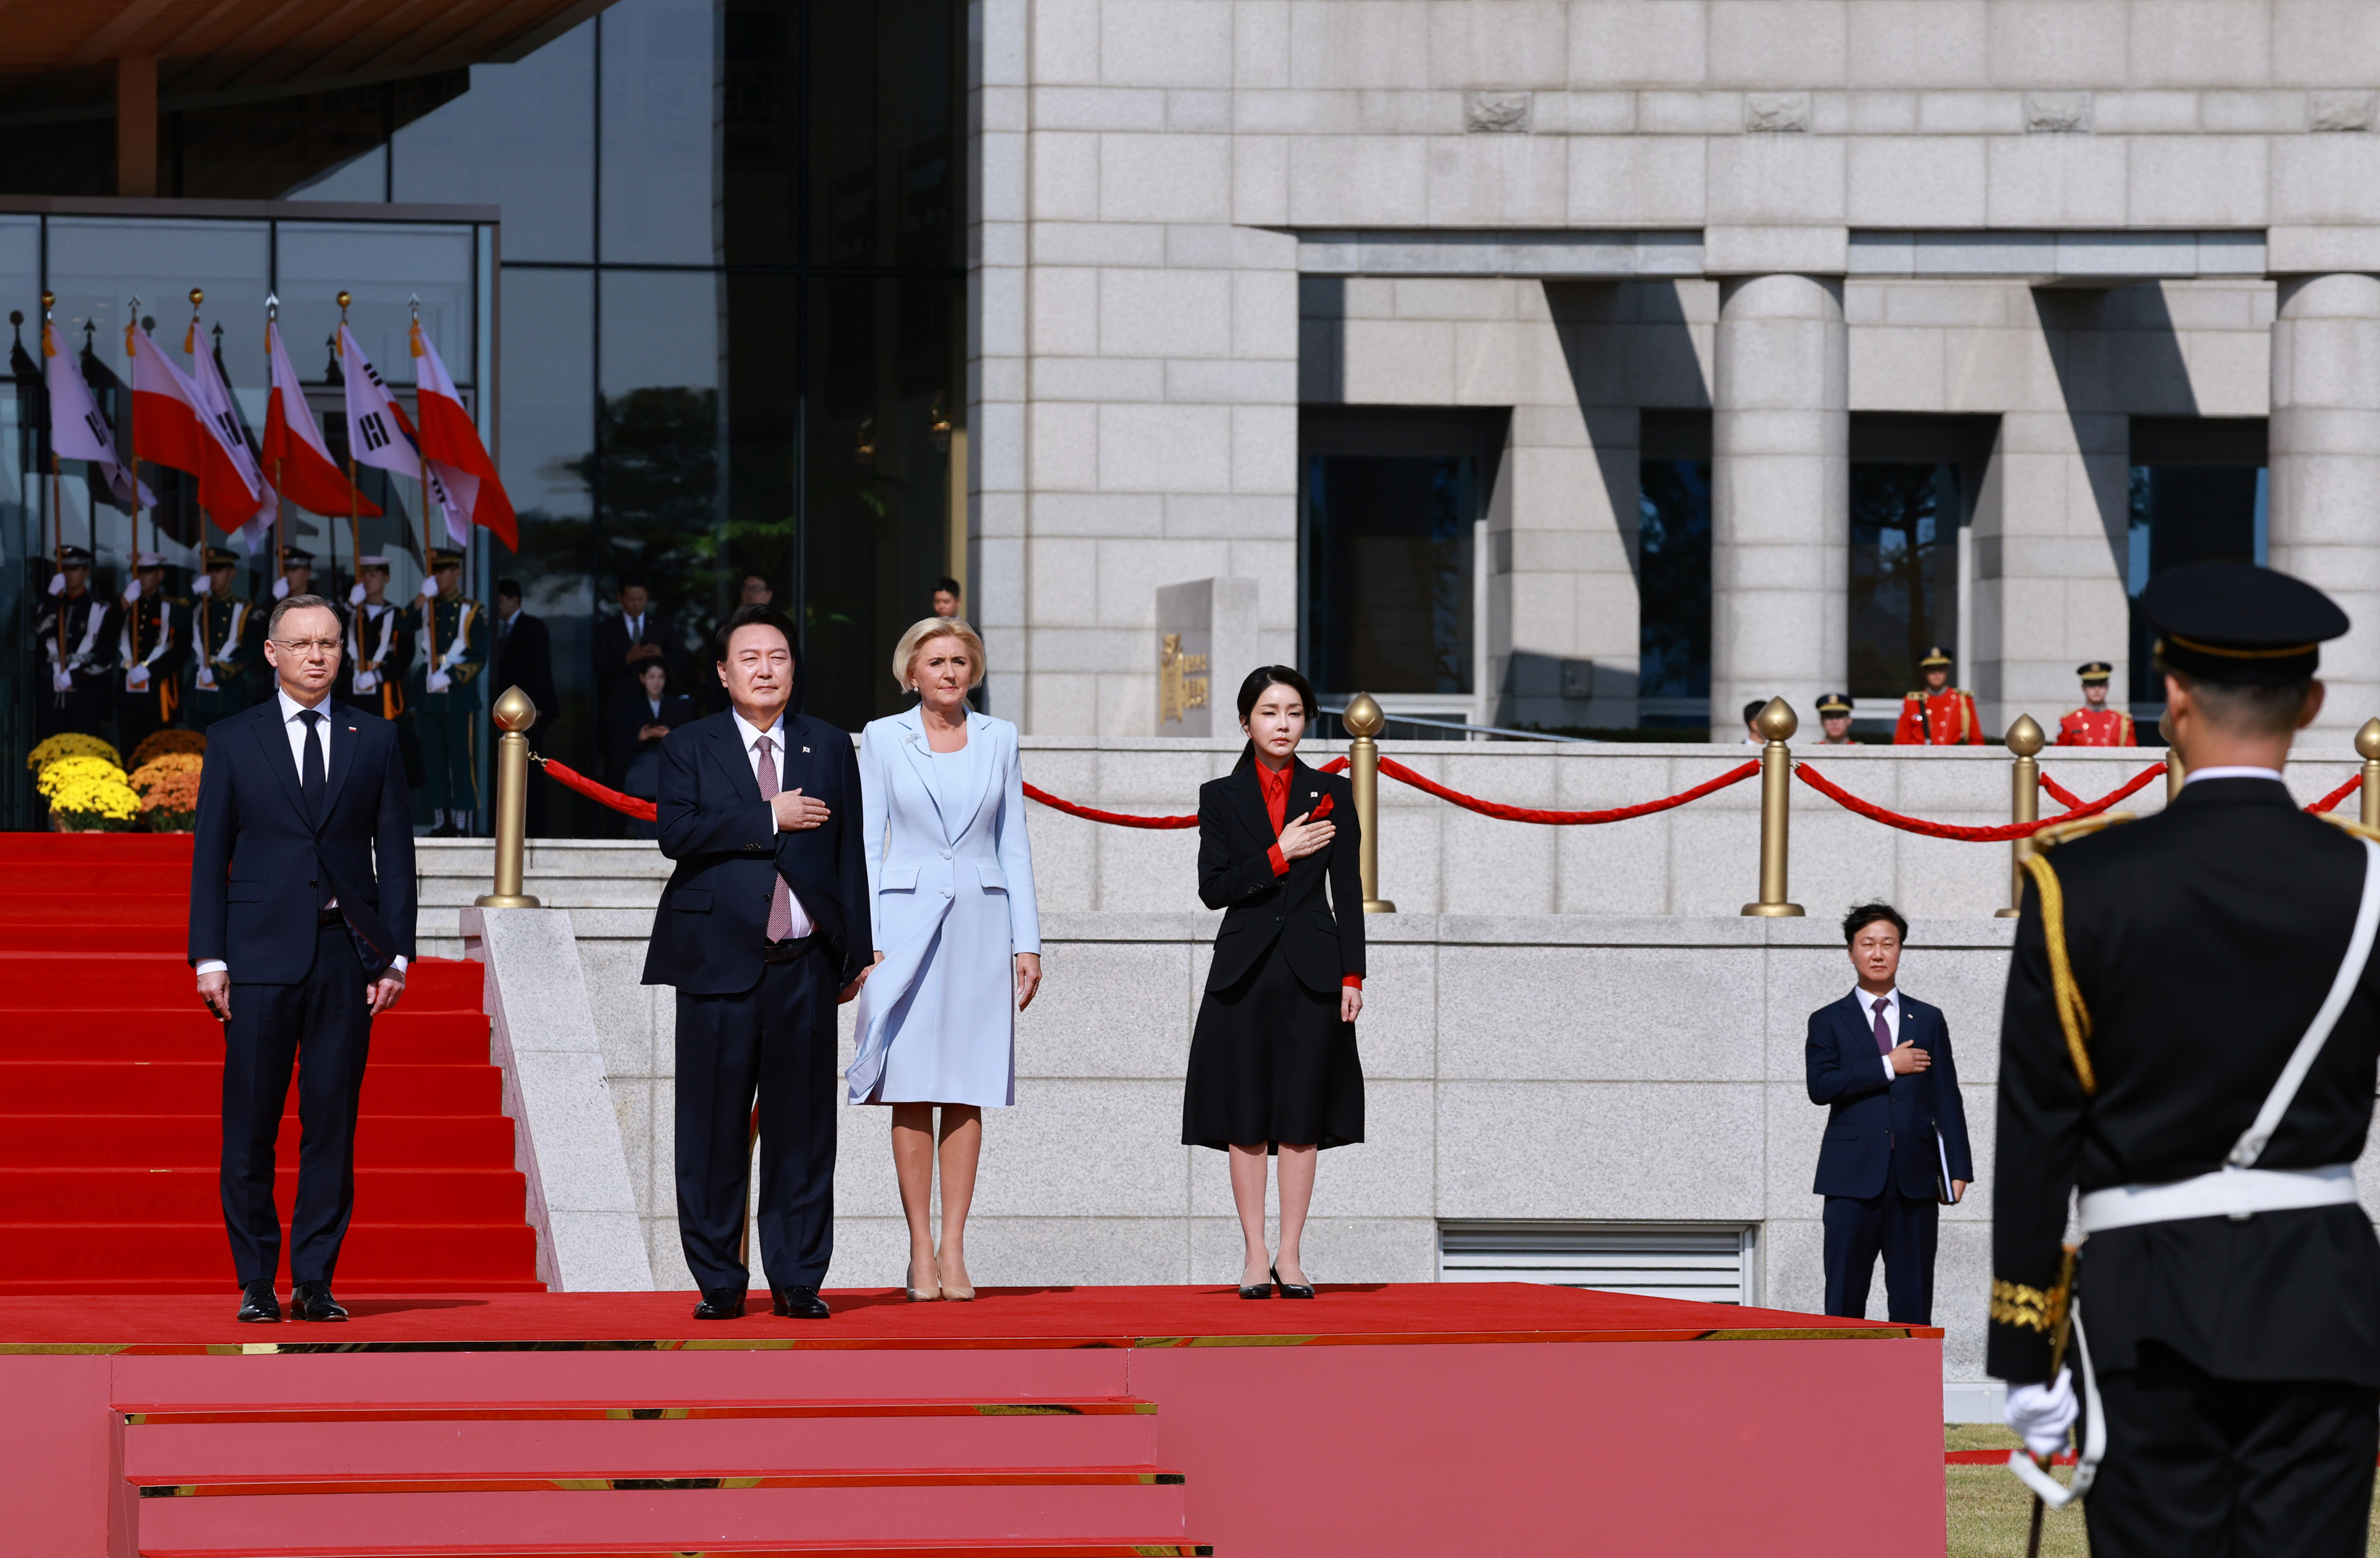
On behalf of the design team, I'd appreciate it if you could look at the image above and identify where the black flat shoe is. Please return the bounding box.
[692,1287,747,1320]
[771,1285,830,1319]
[1272,1264,1314,1300]
[236,1280,281,1324]
[290,1281,347,1322]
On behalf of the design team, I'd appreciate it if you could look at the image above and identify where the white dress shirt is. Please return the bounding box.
[1858,984,1902,1083]
[733,707,816,938]
[196,687,407,980]
[2182,764,2286,787]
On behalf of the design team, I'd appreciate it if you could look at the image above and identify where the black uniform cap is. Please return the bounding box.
[56,544,92,566]
[428,548,466,569]
[2077,661,2112,683]
[1816,693,1852,716]
[201,545,240,569]
[281,547,315,567]
[2141,560,2348,685]
[1919,645,1953,669]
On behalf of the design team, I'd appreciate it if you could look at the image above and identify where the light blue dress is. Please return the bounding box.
[849,707,1042,1106]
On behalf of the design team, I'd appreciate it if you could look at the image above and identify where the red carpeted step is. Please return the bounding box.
[0,1169,528,1222]
[137,1545,1211,1557]
[0,891,187,923]
[0,955,488,1011]
[0,1063,502,1114]
[0,1115,521,1168]
[0,1010,493,1064]
[1,1221,538,1282]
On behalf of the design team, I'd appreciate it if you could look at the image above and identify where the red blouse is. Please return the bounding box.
[1253,758,1360,991]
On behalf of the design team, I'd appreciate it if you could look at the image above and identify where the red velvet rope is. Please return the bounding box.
[1374,755,1762,824]
[1020,782,1196,829]
[538,756,659,821]
[1797,761,2166,842]
[2310,774,2364,815]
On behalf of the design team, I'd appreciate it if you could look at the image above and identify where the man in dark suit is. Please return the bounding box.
[492,577,559,837]
[189,593,414,1324]
[1806,901,1973,1324]
[593,580,672,767]
[1993,563,2380,1556]
[642,604,871,1321]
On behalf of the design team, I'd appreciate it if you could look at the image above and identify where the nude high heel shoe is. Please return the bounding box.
[940,1254,975,1302]
[906,1255,942,1302]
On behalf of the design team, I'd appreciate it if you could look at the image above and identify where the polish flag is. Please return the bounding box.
[184,315,276,536]
[410,319,516,550]
[43,318,152,509]
[128,319,259,528]
[265,319,379,519]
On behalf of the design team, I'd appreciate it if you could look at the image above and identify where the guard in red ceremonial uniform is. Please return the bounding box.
[1892,647,1983,745]
[2056,661,2136,747]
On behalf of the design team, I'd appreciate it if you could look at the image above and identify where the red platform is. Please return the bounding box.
[1,1283,1944,1557]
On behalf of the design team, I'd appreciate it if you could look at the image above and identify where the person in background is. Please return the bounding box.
[35,544,117,740]
[607,659,695,839]
[1184,665,1365,1302]
[851,618,1042,1303]
[595,580,673,764]
[1892,647,1984,745]
[275,547,315,604]
[740,571,775,607]
[338,557,408,721]
[410,548,487,837]
[1807,902,1972,1325]
[1742,699,1767,744]
[931,577,963,619]
[2056,661,2137,747]
[184,545,256,733]
[1814,694,1857,745]
[493,578,559,837]
[115,551,181,757]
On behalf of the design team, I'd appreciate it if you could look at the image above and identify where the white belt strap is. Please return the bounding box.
[2229,836,2380,1168]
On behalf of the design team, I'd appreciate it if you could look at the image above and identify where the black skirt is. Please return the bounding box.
[1181,937,1364,1153]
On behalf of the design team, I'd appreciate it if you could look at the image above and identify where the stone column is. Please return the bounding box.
[1710,274,1848,741]
[2269,274,2380,739]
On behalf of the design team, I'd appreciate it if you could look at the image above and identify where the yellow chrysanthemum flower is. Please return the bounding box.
[37,754,129,801]
[27,733,118,775]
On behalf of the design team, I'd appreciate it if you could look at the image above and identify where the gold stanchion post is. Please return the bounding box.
[476,685,541,909]
[1341,691,1396,913]
[1742,697,1804,918]
[2360,718,2380,830]
[1999,714,2045,919]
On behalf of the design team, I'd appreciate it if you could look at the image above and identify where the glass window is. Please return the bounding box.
[1847,463,1961,700]
[275,221,478,388]
[391,23,597,263]
[45,219,274,389]
[600,0,719,265]
[597,268,723,660]
[1303,453,1478,698]
[1636,459,1712,720]
[806,0,961,270]
[2126,464,2267,704]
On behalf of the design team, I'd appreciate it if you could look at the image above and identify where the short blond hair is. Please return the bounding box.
[893,616,987,691]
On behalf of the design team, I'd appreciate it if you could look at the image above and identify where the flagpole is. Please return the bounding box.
[42,293,66,682]
[408,295,438,676]
[125,294,144,559]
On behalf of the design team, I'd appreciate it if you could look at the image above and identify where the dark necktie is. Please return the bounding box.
[754,735,794,941]
[1872,996,1893,1058]
[298,708,327,820]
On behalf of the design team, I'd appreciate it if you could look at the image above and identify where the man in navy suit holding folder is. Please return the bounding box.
[1807,902,1974,1324]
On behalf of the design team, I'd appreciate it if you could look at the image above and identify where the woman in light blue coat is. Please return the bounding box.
[851,616,1041,1302]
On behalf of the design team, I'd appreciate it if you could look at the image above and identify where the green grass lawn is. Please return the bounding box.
[1942,1425,2380,1555]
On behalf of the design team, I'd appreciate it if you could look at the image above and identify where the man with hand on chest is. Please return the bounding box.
[187,593,415,1324]
[1806,902,1974,1324]
[642,604,871,1322]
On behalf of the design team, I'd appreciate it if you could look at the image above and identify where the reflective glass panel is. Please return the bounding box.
[275,222,477,388]
[596,268,724,656]
[600,0,719,265]
[1847,464,1961,702]
[2125,464,2266,704]
[1636,459,1712,715]
[391,23,597,263]
[1302,453,1476,699]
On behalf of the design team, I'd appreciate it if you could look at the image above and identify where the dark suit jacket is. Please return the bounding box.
[640,709,872,995]
[593,611,675,710]
[187,695,417,981]
[1197,759,1365,994]
[607,692,697,792]
[493,609,559,727]
[1807,990,1974,1201]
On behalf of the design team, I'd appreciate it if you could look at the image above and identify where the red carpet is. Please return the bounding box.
[0,833,541,1295]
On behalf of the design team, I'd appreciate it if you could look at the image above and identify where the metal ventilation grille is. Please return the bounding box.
[1437,1222,1758,1306]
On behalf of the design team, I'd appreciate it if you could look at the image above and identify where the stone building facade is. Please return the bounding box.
[965,0,2380,742]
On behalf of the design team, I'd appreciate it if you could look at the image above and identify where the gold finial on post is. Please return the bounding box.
[2357,718,2380,830]
[1998,714,2046,918]
[476,685,542,909]
[1742,697,1804,917]
[1342,692,1395,913]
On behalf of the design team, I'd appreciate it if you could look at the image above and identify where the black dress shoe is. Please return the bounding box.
[1272,1264,1315,1300]
[692,1287,747,1320]
[290,1281,347,1322]
[236,1281,281,1324]
[771,1285,831,1319]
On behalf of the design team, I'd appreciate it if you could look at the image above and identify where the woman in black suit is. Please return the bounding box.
[1183,665,1365,1300]
[607,659,695,839]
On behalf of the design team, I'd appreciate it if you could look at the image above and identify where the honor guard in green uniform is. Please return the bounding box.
[183,545,256,732]
[113,551,184,756]
[272,546,316,607]
[337,555,411,721]
[409,548,487,835]
[1992,561,2380,1557]
[34,545,120,740]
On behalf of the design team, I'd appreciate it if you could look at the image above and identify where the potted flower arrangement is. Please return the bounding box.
[130,752,204,833]
[37,754,141,833]
[27,732,118,777]
[127,728,206,773]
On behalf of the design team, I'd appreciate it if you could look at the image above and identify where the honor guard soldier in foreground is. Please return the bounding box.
[115,552,182,755]
[339,557,410,721]
[1814,694,1857,744]
[184,545,256,733]
[35,545,118,739]
[1892,647,1983,745]
[2056,661,2137,747]
[1992,560,2380,1556]
[409,548,486,836]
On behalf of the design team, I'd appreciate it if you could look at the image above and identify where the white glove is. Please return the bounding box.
[192,574,212,597]
[273,576,290,600]
[126,667,149,692]
[420,576,440,600]
[47,574,65,597]
[196,664,215,690]
[121,578,142,604]
[353,669,378,694]
[2005,1369,2077,1460]
[52,668,73,692]
[427,669,452,694]
[350,582,368,606]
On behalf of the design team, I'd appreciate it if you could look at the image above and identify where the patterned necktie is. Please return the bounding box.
[298,709,327,820]
[1872,995,1893,1058]
[753,735,794,941]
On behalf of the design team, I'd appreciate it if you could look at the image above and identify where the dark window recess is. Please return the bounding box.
[2126,417,2269,705]
[1636,460,1711,707]
[1847,463,1960,699]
